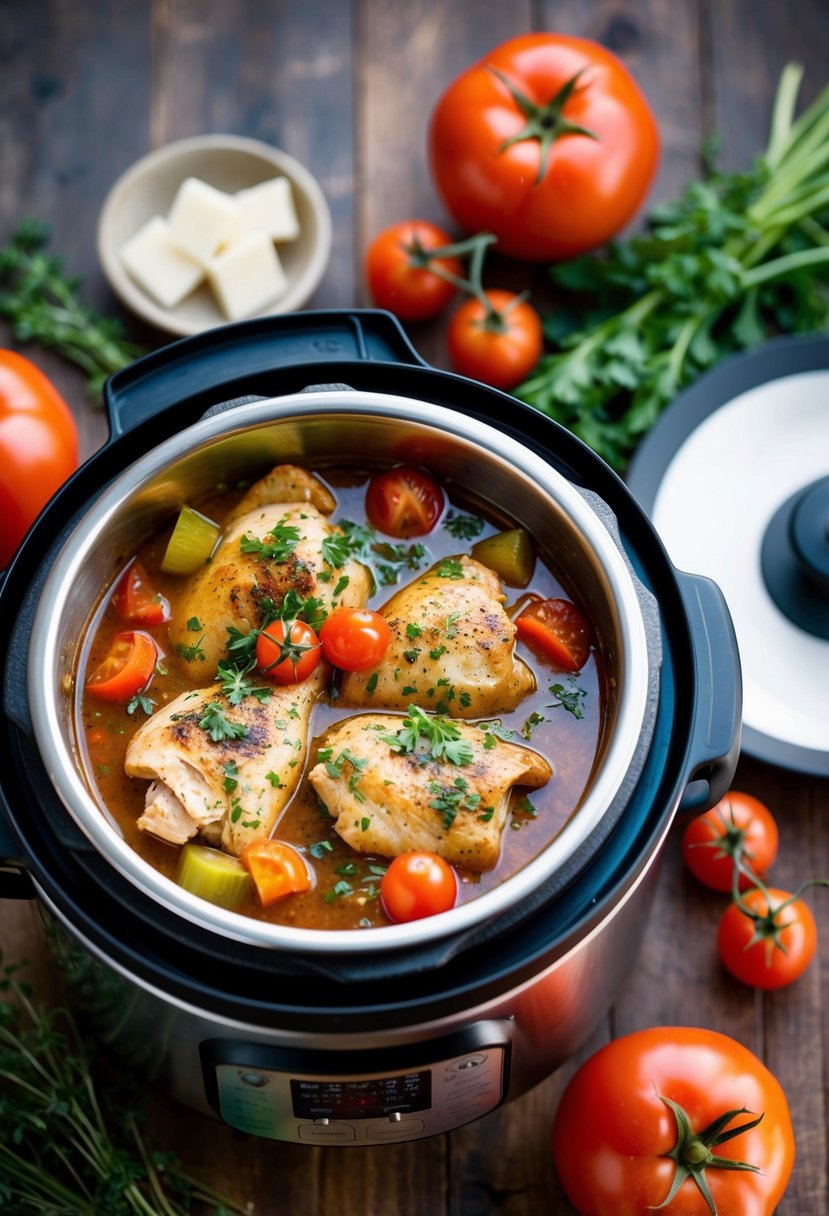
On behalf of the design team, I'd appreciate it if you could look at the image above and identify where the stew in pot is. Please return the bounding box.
[76,461,605,930]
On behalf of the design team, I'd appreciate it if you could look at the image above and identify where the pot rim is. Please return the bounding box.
[28,389,651,955]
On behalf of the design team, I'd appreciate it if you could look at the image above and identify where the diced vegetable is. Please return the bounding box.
[161,505,220,574]
[176,843,254,909]
[471,528,535,587]
[240,838,312,906]
[85,630,158,702]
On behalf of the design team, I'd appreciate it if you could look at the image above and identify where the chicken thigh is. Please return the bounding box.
[308,710,552,870]
[126,670,323,855]
[338,556,535,718]
[169,467,371,670]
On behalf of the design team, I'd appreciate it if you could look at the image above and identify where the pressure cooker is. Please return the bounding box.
[0,311,740,1144]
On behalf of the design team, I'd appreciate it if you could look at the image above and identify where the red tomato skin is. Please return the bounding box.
[447,290,543,390]
[256,620,322,684]
[85,631,158,702]
[364,466,444,538]
[718,887,817,990]
[365,220,462,321]
[515,596,591,670]
[428,34,659,261]
[320,608,391,671]
[552,1027,794,1216]
[0,350,79,567]
[114,561,171,626]
[380,852,458,922]
[682,792,779,892]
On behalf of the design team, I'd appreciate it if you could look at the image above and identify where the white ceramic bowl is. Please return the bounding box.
[97,134,332,336]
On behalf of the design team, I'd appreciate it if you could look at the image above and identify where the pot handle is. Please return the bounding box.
[675,571,742,820]
[103,309,428,437]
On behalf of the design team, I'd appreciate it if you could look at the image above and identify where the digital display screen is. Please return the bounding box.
[291,1070,432,1120]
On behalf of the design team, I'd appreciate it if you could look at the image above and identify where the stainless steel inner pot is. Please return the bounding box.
[28,390,651,955]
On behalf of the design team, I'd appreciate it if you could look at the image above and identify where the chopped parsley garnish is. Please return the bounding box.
[429,644,447,661]
[444,511,484,540]
[366,672,379,695]
[126,693,155,717]
[310,839,334,858]
[240,517,300,561]
[403,647,421,664]
[548,680,587,719]
[216,658,272,705]
[223,761,239,793]
[383,704,474,766]
[428,776,481,829]
[406,622,422,638]
[477,719,515,749]
[265,771,284,789]
[177,636,206,662]
[520,710,546,740]
[436,558,465,579]
[198,702,249,743]
[333,574,350,598]
[445,613,461,639]
[321,533,353,568]
[277,588,328,632]
[331,519,430,591]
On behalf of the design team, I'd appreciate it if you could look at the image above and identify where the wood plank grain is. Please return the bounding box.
[153,0,355,309]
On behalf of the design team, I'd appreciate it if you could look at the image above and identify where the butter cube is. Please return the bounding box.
[207,231,288,321]
[167,177,239,265]
[119,215,204,308]
[235,177,300,242]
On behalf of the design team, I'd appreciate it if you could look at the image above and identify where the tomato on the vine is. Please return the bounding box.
[365,466,444,538]
[682,791,779,892]
[85,631,158,702]
[0,350,79,568]
[320,607,391,671]
[380,852,458,922]
[552,1026,794,1216]
[447,290,542,390]
[256,619,322,684]
[515,596,591,671]
[718,885,818,990]
[365,220,463,321]
[428,33,659,261]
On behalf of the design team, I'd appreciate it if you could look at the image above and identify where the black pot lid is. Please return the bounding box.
[627,334,829,777]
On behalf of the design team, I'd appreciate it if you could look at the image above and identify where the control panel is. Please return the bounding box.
[200,1023,511,1144]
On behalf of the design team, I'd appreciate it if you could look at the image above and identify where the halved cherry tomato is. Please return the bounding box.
[515,597,590,671]
[380,852,458,922]
[85,631,157,702]
[256,619,322,684]
[682,791,779,892]
[320,607,391,671]
[365,466,444,538]
[718,885,819,990]
[365,220,463,321]
[113,561,171,626]
[447,290,543,390]
[240,838,312,906]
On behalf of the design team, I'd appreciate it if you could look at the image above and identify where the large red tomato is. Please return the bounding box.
[0,350,79,567]
[428,33,659,261]
[552,1026,794,1216]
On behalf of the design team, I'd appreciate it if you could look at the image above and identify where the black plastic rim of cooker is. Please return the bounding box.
[0,311,726,1034]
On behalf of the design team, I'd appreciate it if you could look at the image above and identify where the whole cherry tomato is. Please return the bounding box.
[447,290,543,390]
[320,607,391,671]
[0,350,79,567]
[256,619,322,684]
[381,852,458,922]
[428,33,659,260]
[682,791,779,892]
[85,631,158,702]
[718,885,819,990]
[514,596,591,670]
[365,466,444,537]
[552,1026,794,1216]
[365,220,463,321]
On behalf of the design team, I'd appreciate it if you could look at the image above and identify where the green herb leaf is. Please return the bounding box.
[383,704,474,766]
[198,701,250,743]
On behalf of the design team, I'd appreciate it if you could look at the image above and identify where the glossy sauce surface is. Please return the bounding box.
[77,468,605,930]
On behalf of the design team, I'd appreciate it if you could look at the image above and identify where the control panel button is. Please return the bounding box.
[297,1121,356,1143]
[365,1118,425,1141]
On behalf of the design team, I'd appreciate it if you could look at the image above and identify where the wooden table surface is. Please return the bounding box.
[2,2,829,1212]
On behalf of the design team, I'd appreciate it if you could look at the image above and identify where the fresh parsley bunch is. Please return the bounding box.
[517,65,829,469]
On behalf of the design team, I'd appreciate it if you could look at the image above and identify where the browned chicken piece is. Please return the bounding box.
[338,556,535,718]
[308,711,552,871]
[169,500,372,671]
[225,464,336,524]
[125,670,324,855]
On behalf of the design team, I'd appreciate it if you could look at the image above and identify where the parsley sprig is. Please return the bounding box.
[198,701,249,742]
[383,704,474,766]
[216,658,272,705]
[517,65,829,469]
[240,516,301,561]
